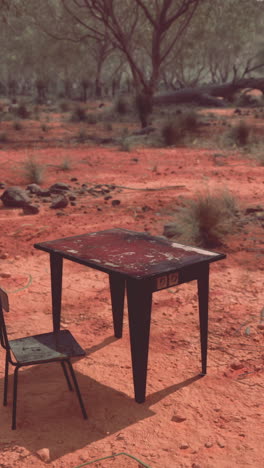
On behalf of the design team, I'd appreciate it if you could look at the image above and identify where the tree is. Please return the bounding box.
[60,0,202,126]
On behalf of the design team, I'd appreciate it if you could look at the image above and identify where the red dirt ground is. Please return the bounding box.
[0,106,263,468]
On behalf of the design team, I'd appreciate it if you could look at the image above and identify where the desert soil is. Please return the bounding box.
[0,105,263,468]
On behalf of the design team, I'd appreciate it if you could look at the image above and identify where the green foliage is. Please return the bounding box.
[229,120,251,146]
[167,191,238,247]
[22,157,45,184]
[162,110,199,145]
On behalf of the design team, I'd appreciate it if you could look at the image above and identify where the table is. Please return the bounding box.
[34,228,226,403]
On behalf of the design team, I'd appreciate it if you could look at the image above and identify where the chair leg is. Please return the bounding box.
[60,361,73,391]
[3,353,9,406]
[12,367,19,430]
[66,360,87,420]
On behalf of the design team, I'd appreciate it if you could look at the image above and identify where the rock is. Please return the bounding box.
[257,322,264,330]
[49,182,71,194]
[39,189,51,197]
[26,183,41,194]
[0,181,6,189]
[0,186,30,207]
[179,442,189,449]
[69,194,76,201]
[0,253,9,259]
[0,273,11,278]
[50,195,68,209]
[230,361,244,370]
[111,199,121,206]
[217,438,226,448]
[171,414,186,423]
[22,204,40,215]
[205,441,214,448]
[36,448,51,463]
[70,177,78,182]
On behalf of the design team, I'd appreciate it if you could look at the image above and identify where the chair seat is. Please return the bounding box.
[9,330,85,365]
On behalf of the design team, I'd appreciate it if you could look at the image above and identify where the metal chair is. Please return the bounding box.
[0,287,87,429]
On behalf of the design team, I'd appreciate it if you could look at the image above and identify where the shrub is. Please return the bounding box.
[13,121,22,131]
[115,96,130,115]
[59,157,72,171]
[86,113,98,125]
[0,132,8,142]
[23,157,45,184]
[76,129,88,143]
[229,120,251,146]
[165,191,239,248]
[162,110,199,146]
[16,104,30,119]
[71,106,87,122]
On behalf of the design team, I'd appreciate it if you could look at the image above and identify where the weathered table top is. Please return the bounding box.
[34,228,226,280]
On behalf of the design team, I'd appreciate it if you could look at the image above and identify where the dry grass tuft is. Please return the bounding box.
[166,191,239,247]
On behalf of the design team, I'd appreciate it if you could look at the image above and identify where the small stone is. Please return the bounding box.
[23,204,40,215]
[171,414,186,423]
[217,438,225,448]
[257,323,264,330]
[179,442,189,449]
[0,273,11,278]
[49,182,70,193]
[205,441,213,448]
[0,253,9,259]
[36,448,51,463]
[230,361,244,370]
[50,195,68,209]
[111,199,121,206]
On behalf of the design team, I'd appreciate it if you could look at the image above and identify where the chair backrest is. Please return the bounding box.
[0,287,10,350]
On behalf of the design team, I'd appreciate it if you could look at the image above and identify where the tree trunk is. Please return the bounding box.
[154,78,264,107]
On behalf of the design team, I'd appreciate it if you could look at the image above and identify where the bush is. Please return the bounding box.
[13,121,23,131]
[23,157,45,184]
[229,120,251,146]
[59,157,72,171]
[16,104,30,119]
[0,132,8,142]
[71,106,87,122]
[115,96,130,115]
[86,113,98,125]
[162,110,199,146]
[165,191,238,247]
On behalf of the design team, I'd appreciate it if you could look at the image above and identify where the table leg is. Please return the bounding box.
[50,253,63,332]
[197,264,209,375]
[109,273,126,338]
[126,279,152,403]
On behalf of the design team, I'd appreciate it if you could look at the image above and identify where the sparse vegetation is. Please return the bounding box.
[162,110,200,146]
[22,157,45,184]
[16,103,30,119]
[13,120,23,130]
[229,120,251,146]
[71,106,87,122]
[59,157,72,171]
[86,113,98,125]
[166,191,239,247]
[0,132,8,142]
[115,96,130,115]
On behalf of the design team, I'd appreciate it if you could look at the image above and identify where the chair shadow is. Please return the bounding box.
[0,336,203,461]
